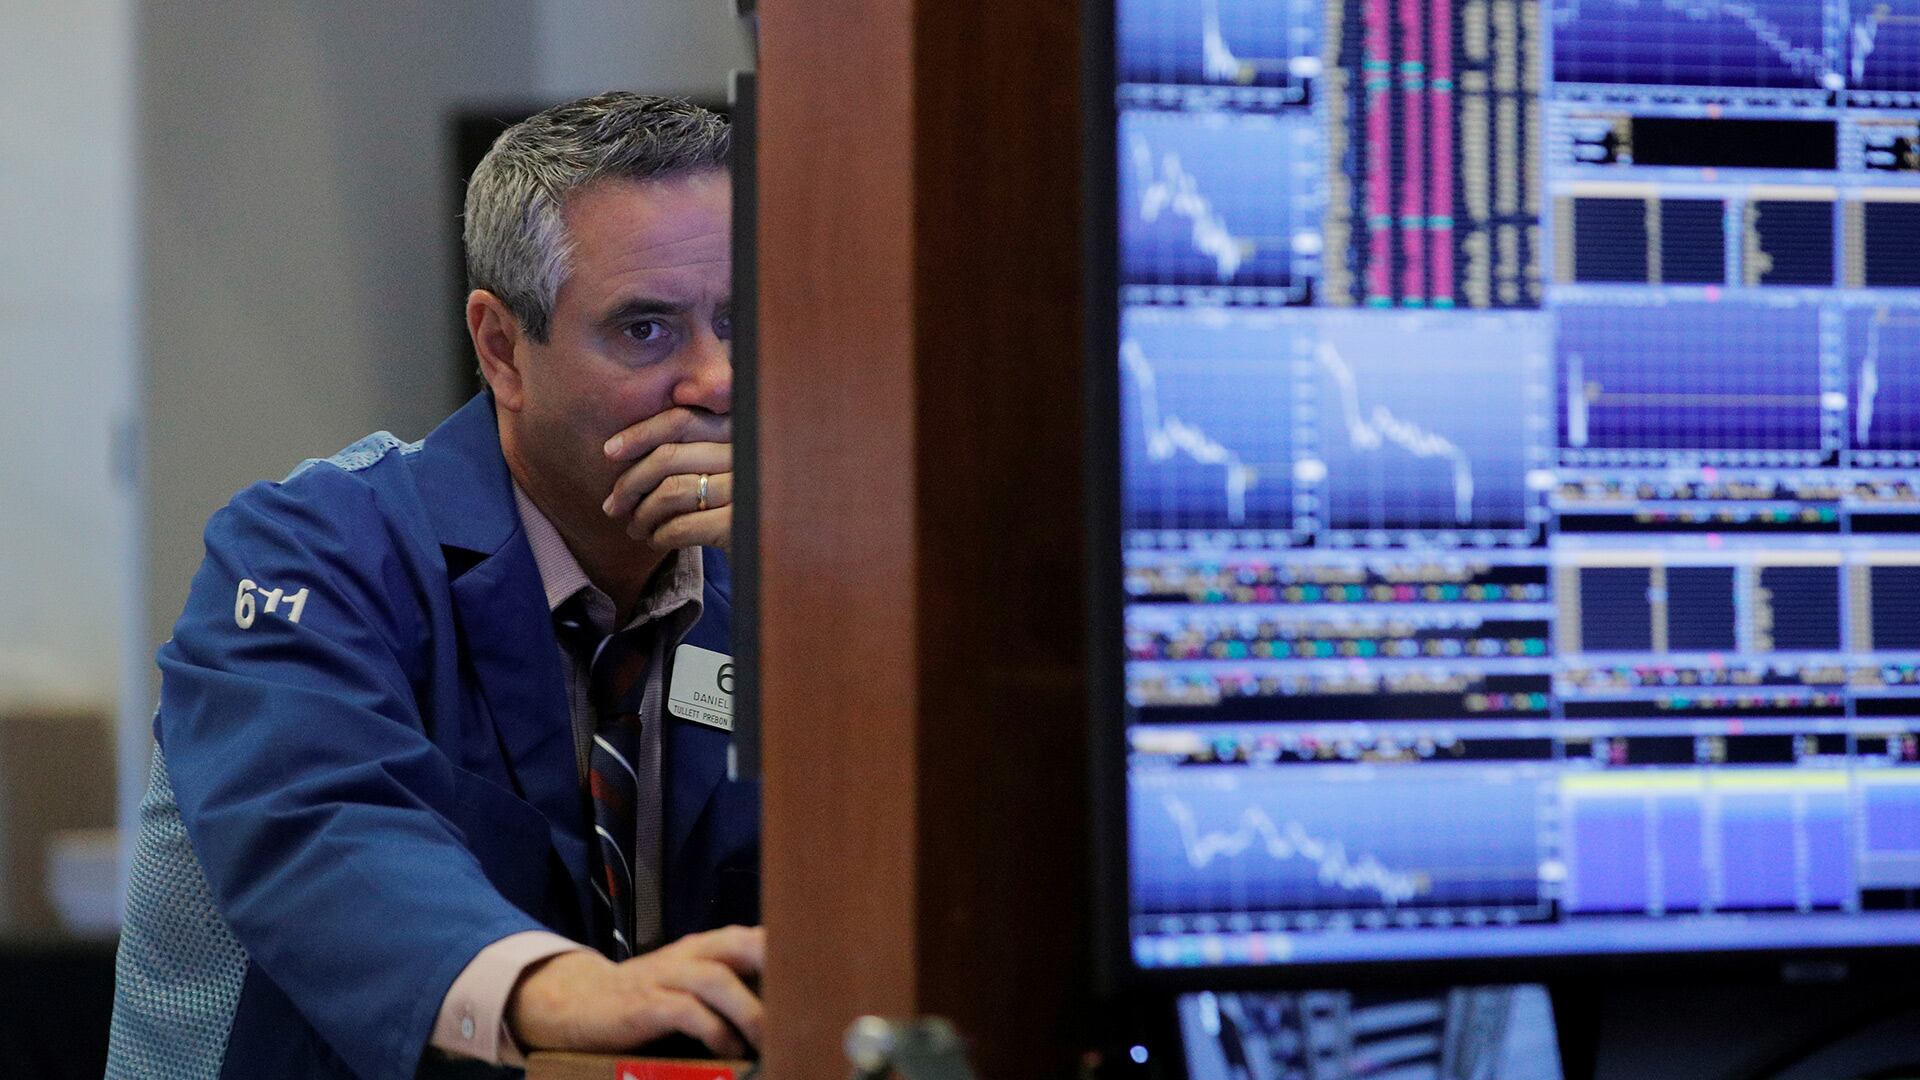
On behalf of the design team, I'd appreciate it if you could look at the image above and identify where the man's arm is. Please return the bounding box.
[507,925,766,1058]
[434,930,588,1064]
[159,468,551,1080]
[432,926,767,1063]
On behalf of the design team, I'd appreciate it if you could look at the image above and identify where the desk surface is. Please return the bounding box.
[524,1053,753,1080]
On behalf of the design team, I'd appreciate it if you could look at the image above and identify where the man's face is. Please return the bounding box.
[503,171,732,542]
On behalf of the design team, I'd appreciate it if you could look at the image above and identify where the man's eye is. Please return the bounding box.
[626,320,667,343]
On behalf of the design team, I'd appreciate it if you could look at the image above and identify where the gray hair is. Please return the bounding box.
[463,92,730,342]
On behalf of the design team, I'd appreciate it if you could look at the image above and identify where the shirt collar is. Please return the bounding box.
[511,481,704,634]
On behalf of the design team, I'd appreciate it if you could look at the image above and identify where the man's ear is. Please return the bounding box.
[469,290,528,411]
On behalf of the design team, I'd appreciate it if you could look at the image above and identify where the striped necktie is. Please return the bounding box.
[554,595,664,960]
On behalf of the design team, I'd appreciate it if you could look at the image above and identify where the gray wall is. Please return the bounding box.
[132,0,535,832]
[131,0,751,830]
[537,1,751,102]
[0,0,137,717]
[0,0,137,934]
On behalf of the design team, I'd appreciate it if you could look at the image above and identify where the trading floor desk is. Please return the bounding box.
[526,1053,752,1080]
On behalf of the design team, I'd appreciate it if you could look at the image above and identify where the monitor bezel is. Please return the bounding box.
[1081,0,1920,994]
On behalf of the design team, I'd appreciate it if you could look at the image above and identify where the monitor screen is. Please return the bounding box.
[1101,0,1920,977]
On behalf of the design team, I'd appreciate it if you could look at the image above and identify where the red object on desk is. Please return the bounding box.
[616,1061,743,1080]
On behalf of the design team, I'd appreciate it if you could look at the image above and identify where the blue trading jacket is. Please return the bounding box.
[106,394,759,1080]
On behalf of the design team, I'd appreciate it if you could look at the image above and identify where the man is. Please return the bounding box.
[107,93,762,1080]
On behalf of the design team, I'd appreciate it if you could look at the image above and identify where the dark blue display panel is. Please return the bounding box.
[1132,764,1546,920]
[1111,0,1920,976]
[1552,0,1840,91]
[1556,302,1837,464]
[1550,0,1920,99]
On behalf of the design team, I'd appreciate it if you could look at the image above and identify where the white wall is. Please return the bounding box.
[535,0,752,102]
[0,1,138,718]
[130,0,753,831]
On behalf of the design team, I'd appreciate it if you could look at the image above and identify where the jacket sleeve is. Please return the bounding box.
[157,465,548,1080]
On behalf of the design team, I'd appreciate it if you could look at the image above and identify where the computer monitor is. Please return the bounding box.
[1175,986,1562,1080]
[1090,0,1920,984]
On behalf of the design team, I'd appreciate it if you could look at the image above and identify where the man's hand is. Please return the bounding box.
[603,407,732,552]
[506,925,765,1057]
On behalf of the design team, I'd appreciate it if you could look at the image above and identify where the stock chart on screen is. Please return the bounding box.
[1109,0,1920,974]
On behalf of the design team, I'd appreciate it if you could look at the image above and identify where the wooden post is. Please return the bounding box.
[756,2,1089,1076]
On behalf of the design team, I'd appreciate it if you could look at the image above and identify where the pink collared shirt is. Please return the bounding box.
[429,483,704,1066]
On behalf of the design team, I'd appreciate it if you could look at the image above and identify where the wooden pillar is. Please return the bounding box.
[756,2,1088,1077]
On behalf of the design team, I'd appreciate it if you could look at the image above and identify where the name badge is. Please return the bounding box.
[667,644,735,731]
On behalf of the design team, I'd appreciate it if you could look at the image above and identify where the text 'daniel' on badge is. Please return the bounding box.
[667,643,734,731]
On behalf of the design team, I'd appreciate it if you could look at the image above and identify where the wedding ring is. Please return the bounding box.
[696,473,710,512]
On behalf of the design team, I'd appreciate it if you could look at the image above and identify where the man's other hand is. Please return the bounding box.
[506,925,765,1057]
[603,407,733,553]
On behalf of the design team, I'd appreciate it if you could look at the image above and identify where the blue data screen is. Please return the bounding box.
[1112,0,1920,972]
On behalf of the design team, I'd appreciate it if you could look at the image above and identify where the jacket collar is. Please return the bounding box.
[412,392,523,558]
[411,394,594,926]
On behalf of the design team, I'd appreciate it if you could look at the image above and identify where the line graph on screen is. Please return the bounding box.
[1852,305,1920,462]
[1552,0,1843,89]
[1852,1,1920,91]
[1557,303,1837,466]
[1312,340,1478,525]
[1122,338,1263,523]
[1119,307,1295,531]
[1129,138,1258,282]
[1161,794,1431,905]
[1297,311,1550,538]
[1117,0,1319,94]
[1119,110,1317,293]
[1198,0,1300,84]
[1130,768,1547,914]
